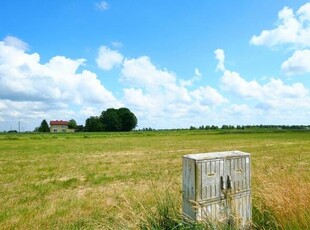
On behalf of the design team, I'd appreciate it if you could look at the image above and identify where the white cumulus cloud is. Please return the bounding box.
[120,55,227,128]
[281,49,310,75]
[250,2,310,77]
[190,86,227,106]
[180,68,202,87]
[96,46,124,70]
[121,56,177,90]
[216,49,310,111]
[213,48,310,125]
[4,36,29,51]
[220,70,263,99]
[250,3,310,47]
[0,36,121,130]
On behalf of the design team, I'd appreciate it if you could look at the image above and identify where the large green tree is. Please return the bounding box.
[118,107,137,131]
[85,116,103,132]
[68,119,77,129]
[100,108,137,131]
[85,108,137,132]
[38,119,49,132]
[100,108,121,131]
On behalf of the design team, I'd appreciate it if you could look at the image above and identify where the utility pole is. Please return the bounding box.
[19,121,21,133]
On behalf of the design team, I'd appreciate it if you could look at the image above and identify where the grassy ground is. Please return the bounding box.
[0,130,309,229]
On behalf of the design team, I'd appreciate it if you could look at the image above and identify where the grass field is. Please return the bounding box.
[0,130,309,229]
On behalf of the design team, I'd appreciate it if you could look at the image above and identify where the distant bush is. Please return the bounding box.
[8,130,18,133]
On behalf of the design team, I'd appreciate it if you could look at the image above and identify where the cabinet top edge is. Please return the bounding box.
[183,150,250,160]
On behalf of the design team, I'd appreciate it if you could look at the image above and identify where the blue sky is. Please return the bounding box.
[1,1,310,131]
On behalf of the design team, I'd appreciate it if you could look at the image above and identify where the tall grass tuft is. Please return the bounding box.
[139,190,181,230]
[253,159,310,229]
[252,202,279,230]
[138,190,208,230]
[117,180,205,229]
[137,190,255,230]
[132,182,241,230]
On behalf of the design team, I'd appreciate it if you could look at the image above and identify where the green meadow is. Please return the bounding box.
[0,130,309,229]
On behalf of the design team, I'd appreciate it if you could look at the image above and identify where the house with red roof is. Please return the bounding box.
[50,120,70,133]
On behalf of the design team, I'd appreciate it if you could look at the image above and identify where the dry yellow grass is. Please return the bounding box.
[0,130,309,229]
[253,160,310,229]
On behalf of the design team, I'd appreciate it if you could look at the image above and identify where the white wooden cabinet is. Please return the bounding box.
[182,151,251,229]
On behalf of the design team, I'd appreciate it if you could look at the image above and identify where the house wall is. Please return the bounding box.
[50,124,68,133]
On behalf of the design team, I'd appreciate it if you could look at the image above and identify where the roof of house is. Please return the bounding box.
[50,120,69,125]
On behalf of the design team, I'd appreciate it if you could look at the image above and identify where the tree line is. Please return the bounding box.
[36,107,137,132]
[189,124,310,130]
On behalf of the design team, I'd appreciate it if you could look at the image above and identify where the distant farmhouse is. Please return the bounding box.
[50,120,74,133]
